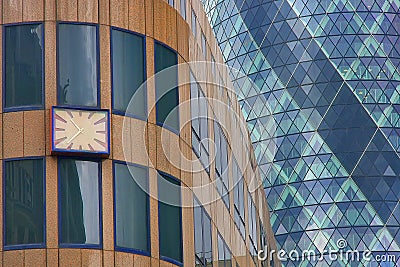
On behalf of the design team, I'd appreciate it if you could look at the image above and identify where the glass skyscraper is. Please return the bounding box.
[202,0,400,266]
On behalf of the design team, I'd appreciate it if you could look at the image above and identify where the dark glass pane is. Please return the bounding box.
[155,43,179,131]
[5,159,44,246]
[59,159,100,245]
[114,163,149,252]
[203,213,213,264]
[158,173,182,263]
[58,24,98,107]
[5,24,43,108]
[112,29,146,117]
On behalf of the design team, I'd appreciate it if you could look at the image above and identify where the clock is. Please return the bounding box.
[51,107,110,156]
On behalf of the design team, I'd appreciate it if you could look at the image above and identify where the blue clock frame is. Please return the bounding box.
[50,106,111,157]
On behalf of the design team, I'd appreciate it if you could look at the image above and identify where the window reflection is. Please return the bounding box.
[58,24,98,107]
[59,158,100,246]
[5,24,43,109]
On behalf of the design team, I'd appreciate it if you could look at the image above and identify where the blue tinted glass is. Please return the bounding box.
[59,159,100,246]
[5,24,43,109]
[112,29,146,117]
[5,158,44,246]
[58,24,98,107]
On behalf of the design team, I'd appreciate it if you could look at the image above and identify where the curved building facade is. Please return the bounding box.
[202,0,400,266]
[0,0,279,266]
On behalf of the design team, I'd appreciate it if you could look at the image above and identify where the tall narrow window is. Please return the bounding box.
[58,158,101,247]
[214,122,229,208]
[194,198,213,267]
[4,158,45,247]
[158,172,182,264]
[180,0,187,20]
[111,29,146,117]
[4,24,43,110]
[191,9,197,37]
[155,43,179,132]
[201,31,207,58]
[248,193,258,263]
[114,162,149,253]
[232,158,245,239]
[191,73,209,172]
[58,23,98,107]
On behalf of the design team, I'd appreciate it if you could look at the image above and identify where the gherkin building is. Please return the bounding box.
[201,0,400,266]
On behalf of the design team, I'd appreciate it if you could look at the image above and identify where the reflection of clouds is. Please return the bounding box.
[76,161,99,244]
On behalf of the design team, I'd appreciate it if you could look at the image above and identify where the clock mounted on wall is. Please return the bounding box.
[51,107,110,157]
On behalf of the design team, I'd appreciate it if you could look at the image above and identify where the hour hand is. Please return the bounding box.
[70,118,83,131]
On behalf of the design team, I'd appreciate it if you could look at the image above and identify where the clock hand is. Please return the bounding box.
[66,128,84,144]
[70,118,83,131]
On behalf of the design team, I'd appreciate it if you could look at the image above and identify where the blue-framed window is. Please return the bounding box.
[155,42,179,132]
[248,192,258,264]
[4,157,45,249]
[260,222,268,267]
[191,9,197,37]
[194,197,213,266]
[190,72,209,173]
[58,158,101,248]
[57,23,99,107]
[3,23,44,111]
[217,232,232,267]
[158,172,183,265]
[114,162,149,254]
[111,28,146,118]
[180,0,186,20]
[214,121,229,208]
[232,158,245,239]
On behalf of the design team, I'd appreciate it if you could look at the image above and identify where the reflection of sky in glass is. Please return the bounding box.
[75,161,99,244]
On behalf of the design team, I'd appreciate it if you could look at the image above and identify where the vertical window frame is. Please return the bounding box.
[110,27,147,119]
[56,21,101,108]
[3,22,45,112]
[57,157,103,249]
[112,160,151,256]
[3,156,46,250]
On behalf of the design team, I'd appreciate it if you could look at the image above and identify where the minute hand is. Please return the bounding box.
[67,129,83,144]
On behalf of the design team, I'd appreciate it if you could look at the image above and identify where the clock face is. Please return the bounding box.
[51,107,110,156]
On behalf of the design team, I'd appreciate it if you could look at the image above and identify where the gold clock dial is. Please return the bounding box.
[52,108,109,154]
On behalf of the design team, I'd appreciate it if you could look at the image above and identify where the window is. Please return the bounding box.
[58,23,99,107]
[158,172,182,263]
[191,73,209,172]
[58,158,101,247]
[4,24,43,110]
[260,222,268,267]
[168,0,174,7]
[191,9,197,37]
[4,158,45,248]
[201,31,207,58]
[232,158,245,238]
[155,42,179,132]
[248,193,258,263]
[114,162,149,253]
[194,198,213,266]
[111,29,146,117]
[217,233,232,267]
[214,122,229,208]
[180,0,186,20]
